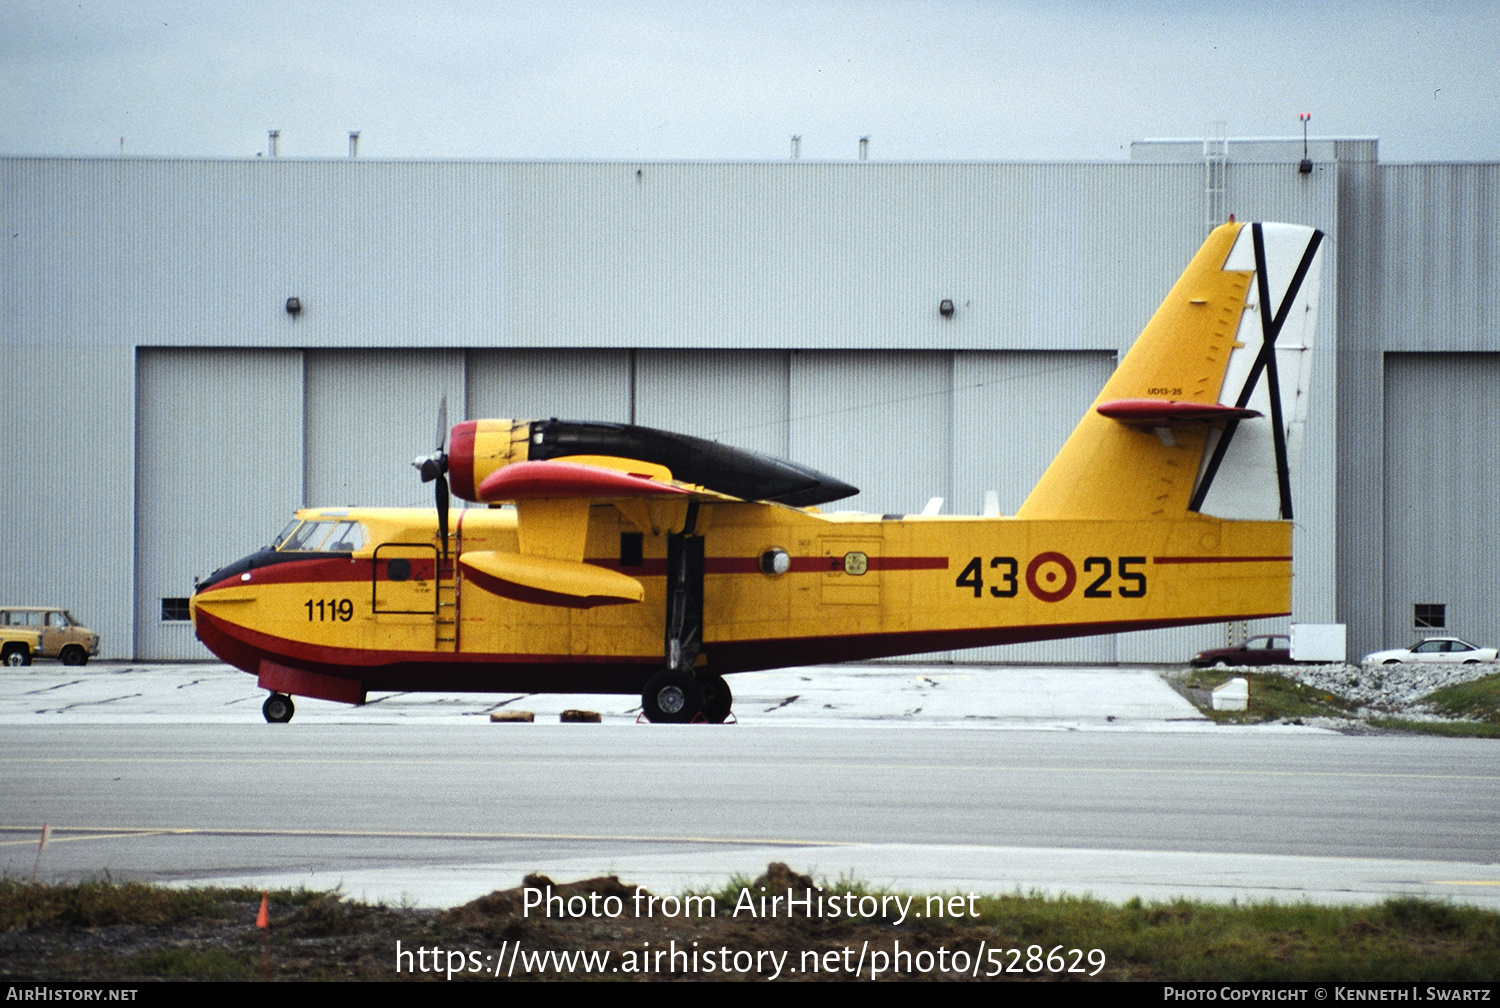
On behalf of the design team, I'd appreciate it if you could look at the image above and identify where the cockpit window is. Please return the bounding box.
[272,520,302,549]
[277,520,366,553]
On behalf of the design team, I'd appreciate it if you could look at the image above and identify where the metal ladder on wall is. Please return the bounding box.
[1204,121,1227,235]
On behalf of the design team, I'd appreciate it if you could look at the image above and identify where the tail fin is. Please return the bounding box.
[1016,221,1324,521]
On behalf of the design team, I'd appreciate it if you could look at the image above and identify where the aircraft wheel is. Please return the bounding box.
[61,646,88,666]
[262,692,295,723]
[641,670,703,724]
[2,645,32,667]
[698,673,733,724]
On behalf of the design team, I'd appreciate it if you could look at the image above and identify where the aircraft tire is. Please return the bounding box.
[698,673,732,724]
[262,692,295,723]
[641,670,703,724]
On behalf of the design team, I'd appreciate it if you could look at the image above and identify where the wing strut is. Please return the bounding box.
[665,501,704,676]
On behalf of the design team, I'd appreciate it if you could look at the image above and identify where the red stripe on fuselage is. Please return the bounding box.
[201,556,451,592]
[587,556,949,575]
[1151,555,1292,564]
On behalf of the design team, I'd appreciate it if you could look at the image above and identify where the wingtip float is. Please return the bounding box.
[193,221,1324,724]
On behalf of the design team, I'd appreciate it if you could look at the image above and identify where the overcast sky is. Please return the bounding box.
[3,0,1497,163]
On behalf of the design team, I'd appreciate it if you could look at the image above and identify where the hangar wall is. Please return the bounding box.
[7,148,1492,664]
[1348,164,1500,654]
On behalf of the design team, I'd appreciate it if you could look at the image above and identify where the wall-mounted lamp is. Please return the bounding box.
[939,298,955,318]
[285,297,302,316]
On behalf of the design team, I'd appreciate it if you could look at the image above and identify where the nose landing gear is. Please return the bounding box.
[262,692,295,723]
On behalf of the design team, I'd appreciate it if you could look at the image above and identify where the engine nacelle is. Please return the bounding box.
[446,418,859,506]
[447,419,532,502]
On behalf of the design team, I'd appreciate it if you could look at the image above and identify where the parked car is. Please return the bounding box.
[1191,634,1293,667]
[1361,637,1499,666]
[0,607,99,665]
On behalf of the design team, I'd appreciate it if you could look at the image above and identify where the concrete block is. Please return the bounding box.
[1211,677,1249,711]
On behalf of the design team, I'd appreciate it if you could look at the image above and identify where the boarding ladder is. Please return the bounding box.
[435,535,458,653]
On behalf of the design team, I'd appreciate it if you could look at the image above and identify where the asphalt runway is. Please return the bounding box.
[2,662,1498,909]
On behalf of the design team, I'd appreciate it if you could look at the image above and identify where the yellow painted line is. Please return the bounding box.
[0,825,846,848]
[0,830,178,847]
[1430,880,1500,887]
[0,756,1496,782]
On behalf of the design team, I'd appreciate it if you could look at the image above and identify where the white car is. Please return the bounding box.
[1361,637,1499,666]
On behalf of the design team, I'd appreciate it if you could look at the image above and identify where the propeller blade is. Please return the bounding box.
[414,394,453,560]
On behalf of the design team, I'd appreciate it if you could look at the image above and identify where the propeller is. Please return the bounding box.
[412,394,451,560]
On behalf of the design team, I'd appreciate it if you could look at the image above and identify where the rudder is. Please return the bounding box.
[1016,221,1323,522]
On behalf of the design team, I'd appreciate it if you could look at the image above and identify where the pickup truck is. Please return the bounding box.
[1,626,42,666]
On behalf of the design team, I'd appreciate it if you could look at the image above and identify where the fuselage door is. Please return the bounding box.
[372,543,439,616]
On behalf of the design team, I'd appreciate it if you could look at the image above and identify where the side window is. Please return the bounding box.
[323,521,365,552]
[46,612,66,628]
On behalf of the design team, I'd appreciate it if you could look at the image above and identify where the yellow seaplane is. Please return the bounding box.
[193,221,1324,723]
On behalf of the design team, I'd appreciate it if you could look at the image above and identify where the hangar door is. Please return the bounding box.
[1383,353,1500,648]
[134,350,304,660]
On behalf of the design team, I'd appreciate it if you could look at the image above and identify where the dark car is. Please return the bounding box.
[1190,634,1292,667]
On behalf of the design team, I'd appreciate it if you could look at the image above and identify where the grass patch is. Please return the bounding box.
[1366,717,1500,739]
[1422,672,1500,725]
[1179,670,1358,725]
[4,876,1499,981]
[0,876,323,932]
[124,946,255,981]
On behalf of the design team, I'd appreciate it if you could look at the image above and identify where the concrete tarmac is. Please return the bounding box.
[3,661,1497,910]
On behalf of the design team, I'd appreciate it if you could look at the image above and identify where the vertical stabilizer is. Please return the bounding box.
[1017,222,1323,521]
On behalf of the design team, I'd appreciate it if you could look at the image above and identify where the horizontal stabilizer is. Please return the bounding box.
[1097,399,1262,425]
[460,550,645,608]
[477,459,690,502]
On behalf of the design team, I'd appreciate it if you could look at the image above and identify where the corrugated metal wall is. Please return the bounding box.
[1376,165,1500,352]
[1381,353,1500,651]
[14,153,1489,663]
[1336,163,1500,656]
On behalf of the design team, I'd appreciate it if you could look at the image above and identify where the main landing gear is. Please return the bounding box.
[639,504,733,724]
[262,692,295,723]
